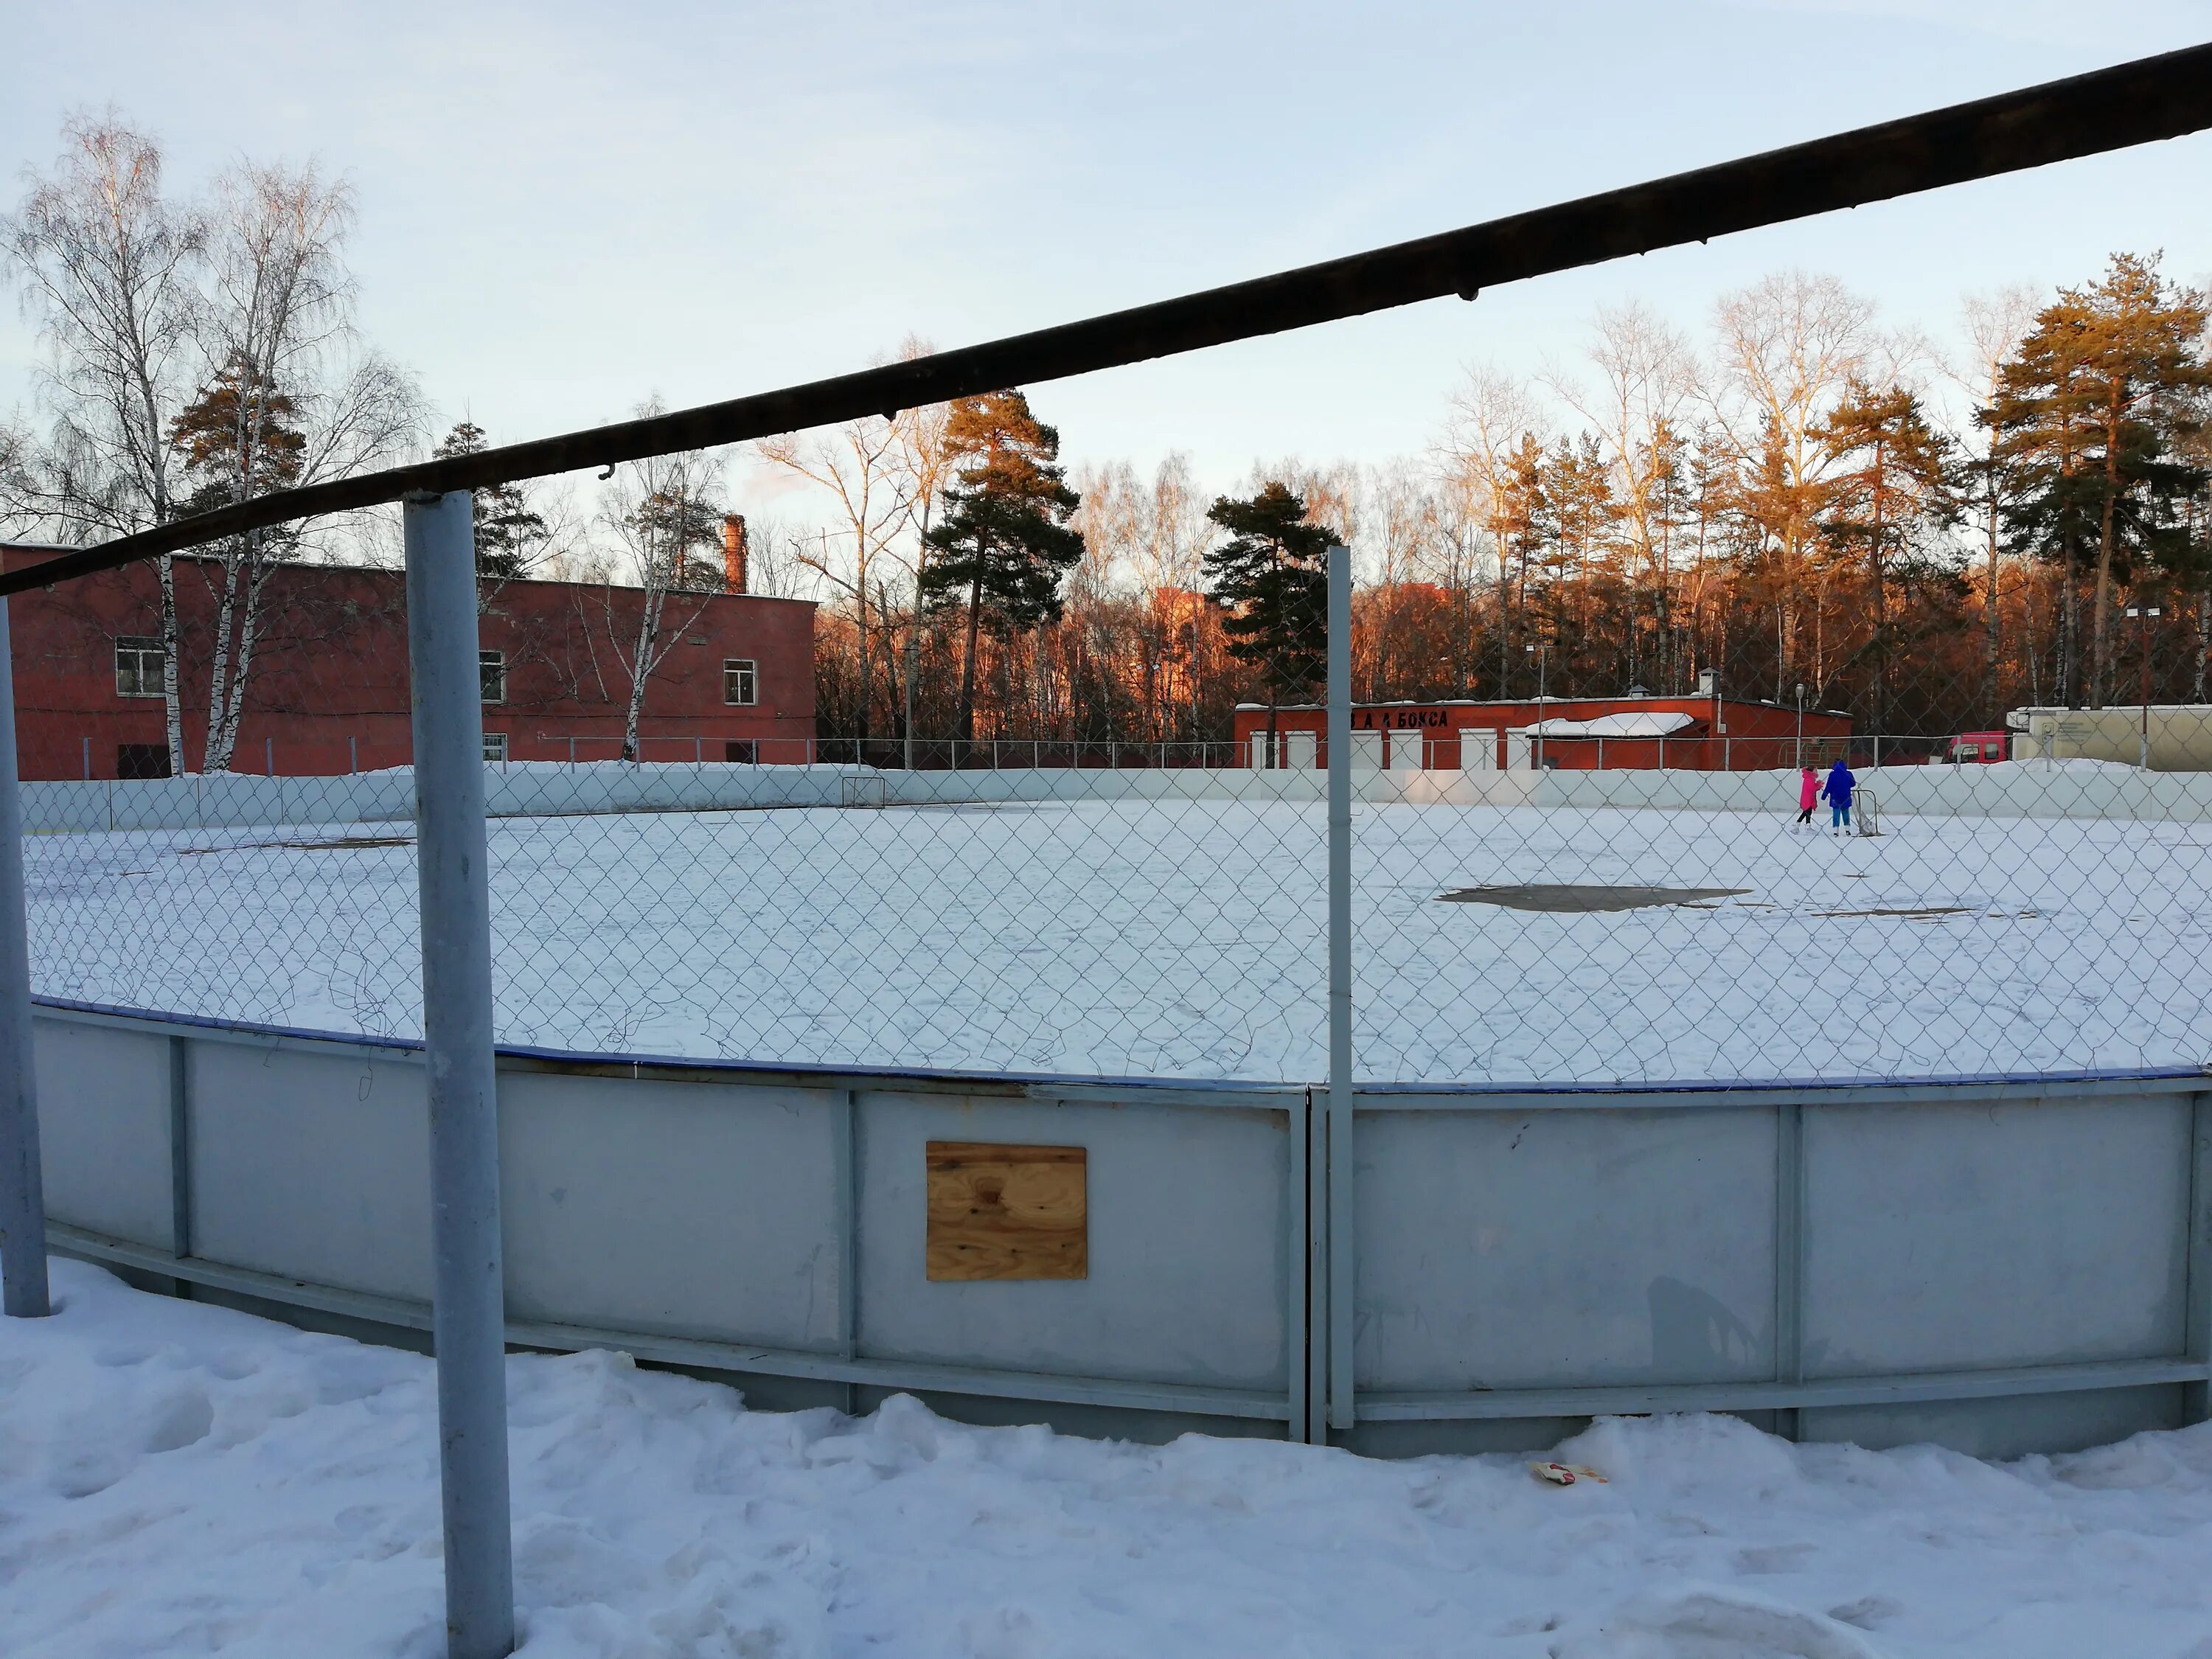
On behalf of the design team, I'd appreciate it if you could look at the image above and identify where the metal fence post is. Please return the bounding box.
[1324,543,1354,1441]
[0,600,50,1319]
[404,492,515,1659]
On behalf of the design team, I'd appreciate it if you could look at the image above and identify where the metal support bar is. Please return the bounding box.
[1305,1087,1327,1445]
[1773,1102,1805,1439]
[2187,1091,2211,1425]
[1357,1356,2212,1421]
[404,492,515,1659]
[52,1221,1295,1421]
[832,1086,860,1414]
[1287,1086,1309,1442]
[0,600,49,1318]
[168,1035,192,1263]
[1325,543,1354,1437]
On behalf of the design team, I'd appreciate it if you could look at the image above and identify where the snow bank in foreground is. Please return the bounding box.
[6,1260,2211,1658]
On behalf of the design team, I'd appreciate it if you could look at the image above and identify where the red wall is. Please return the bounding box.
[1233,696,1854,771]
[2,545,817,778]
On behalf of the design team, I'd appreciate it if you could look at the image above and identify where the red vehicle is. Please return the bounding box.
[1935,731,2008,765]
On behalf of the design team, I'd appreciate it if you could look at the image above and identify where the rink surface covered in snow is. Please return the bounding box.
[25,794,2212,1082]
[3,1259,2211,1659]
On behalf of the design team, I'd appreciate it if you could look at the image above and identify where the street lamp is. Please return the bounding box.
[2125,604,2161,768]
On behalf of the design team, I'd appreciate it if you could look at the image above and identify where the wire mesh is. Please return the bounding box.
[14,549,2212,1089]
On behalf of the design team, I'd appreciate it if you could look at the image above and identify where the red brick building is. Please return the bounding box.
[1235,689,1853,772]
[1,537,816,779]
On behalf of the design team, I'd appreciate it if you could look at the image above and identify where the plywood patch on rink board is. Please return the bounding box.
[926,1141,1088,1281]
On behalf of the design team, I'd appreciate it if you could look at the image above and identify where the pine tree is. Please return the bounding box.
[629,485,727,594]
[1815,379,1956,733]
[166,357,310,773]
[168,355,307,512]
[920,390,1085,747]
[1538,436,1622,689]
[1494,434,1551,697]
[433,421,548,580]
[1201,481,1335,762]
[1986,296,2098,705]
[1989,256,2211,706]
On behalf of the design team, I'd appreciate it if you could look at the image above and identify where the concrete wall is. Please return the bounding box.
[33,1001,2211,1458]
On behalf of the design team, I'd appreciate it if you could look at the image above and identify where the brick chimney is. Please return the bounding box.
[721,514,749,594]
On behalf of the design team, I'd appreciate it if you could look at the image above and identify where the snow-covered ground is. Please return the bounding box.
[5,1258,2211,1658]
[26,796,2212,1083]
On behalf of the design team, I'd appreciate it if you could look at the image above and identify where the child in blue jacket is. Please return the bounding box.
[1820,760,1856,834]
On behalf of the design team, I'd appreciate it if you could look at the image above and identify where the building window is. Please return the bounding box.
[480,650,507,704]
[482,731,508,762]
[115,636,164,698]
[116,742,171,779]
[723,658,757,706]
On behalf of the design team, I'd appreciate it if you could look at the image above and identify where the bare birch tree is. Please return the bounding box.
[176,159,422,772]
[1705,271,1873,695]
[886,338,955,740]
[3,114,205,769]
[1441,366,1549,695]
[755,411,906,739]
[1950,286,2041,708]
[1551,302,1697,686]
[599,411,727,761]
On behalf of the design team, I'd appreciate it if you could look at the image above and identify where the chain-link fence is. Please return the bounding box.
[19,568,2212,1090]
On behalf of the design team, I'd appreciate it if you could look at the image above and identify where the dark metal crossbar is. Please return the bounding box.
[7,41,2210,599]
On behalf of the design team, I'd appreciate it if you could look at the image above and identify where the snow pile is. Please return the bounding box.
[6,1258,2212,1658]
[1525,712,1701,739]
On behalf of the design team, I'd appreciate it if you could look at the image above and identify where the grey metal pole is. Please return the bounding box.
[403,492,515,1659]
[0,601,51,1319]
[1324,543,1354,1439]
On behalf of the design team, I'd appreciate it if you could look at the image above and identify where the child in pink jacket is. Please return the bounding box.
[1794,766,1818,827]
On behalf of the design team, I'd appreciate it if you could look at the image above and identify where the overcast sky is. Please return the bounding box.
[6,1,2211,511]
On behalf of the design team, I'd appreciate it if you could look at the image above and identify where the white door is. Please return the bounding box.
[1284,731,1318,770]
[1389,729,1424,771]
[1459,728,1497,771]
[1349,730,1384,771]
[1251,731,1271,769]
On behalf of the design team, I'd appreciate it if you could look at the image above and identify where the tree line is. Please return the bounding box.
[799,264,2211,754]
[8,114,2209,765]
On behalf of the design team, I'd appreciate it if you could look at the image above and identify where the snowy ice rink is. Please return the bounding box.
[27,793,2212,1083]
[5,1257,2211,1659]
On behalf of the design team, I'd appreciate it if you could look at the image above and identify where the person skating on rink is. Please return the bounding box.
[1820,758,1856,834]
[1795,766,1818,827]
